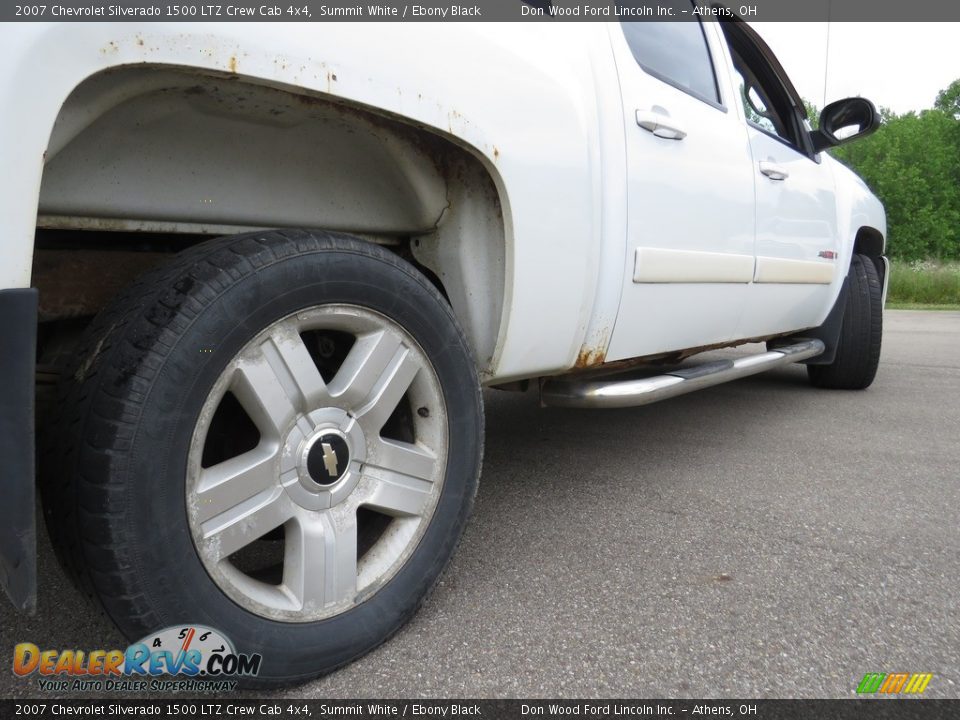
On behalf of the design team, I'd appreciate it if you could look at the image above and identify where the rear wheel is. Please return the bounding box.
[807,253,883,390]
[41,229,483,686]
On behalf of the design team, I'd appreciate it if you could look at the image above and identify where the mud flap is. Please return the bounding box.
[771,276,849,366]
[0,288,37,612]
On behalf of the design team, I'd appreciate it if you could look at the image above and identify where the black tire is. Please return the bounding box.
[40,230,483,687]
[807,254,882,390]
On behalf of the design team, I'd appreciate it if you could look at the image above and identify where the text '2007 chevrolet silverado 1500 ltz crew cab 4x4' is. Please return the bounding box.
[0,10,885,685]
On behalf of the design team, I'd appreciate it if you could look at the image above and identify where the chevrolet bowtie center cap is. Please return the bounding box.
[305,431,351,486]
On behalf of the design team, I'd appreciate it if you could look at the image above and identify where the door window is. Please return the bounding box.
[620,3,720,106]
[720,20,809,153]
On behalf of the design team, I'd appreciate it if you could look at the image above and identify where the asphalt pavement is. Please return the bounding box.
[3,309,958,699]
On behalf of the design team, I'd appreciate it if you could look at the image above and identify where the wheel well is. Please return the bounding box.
[853,226,884,259]
[34,65,506,373]
[852,226,886,283]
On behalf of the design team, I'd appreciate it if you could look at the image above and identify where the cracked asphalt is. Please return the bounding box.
[3,309,958,699]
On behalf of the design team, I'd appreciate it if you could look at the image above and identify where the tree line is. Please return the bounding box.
[806,79,960,261]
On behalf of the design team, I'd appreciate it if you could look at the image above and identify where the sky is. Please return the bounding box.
[749,22,960,115]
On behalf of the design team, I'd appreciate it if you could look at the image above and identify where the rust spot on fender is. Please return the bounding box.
[575,346,606,368]
[228,55,238,74]
[575,329,610,368]
[575,346,607,368]
[326,70,338,93]
[493,146,500,161]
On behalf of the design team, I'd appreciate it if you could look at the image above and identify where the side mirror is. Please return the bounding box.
[810,97,881,153]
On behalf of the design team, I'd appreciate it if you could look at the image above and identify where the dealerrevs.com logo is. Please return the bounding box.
[13,625,262,692]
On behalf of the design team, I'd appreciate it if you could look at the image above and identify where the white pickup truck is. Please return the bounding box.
[1,14,886,685]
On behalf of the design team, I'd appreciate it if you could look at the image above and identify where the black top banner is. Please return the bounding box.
[3,0,960,22]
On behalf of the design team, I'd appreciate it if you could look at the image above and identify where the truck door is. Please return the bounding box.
[719,19,841,339]
[605,7,758,362]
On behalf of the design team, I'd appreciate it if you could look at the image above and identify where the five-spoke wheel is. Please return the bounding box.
[188,305,448,621]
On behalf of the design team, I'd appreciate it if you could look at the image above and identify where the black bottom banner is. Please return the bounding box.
[1,699,956,720]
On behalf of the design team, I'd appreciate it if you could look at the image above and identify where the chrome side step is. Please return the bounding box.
[540,339,825,409]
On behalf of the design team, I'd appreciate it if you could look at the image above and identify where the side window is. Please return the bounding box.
[620,1,720,106]
[721,22,806,151]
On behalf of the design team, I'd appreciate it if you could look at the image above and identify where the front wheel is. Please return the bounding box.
[807,253,883,390]
[42,230,483,686]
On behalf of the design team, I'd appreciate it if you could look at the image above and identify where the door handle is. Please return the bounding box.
[636,109,687,140]
[759,160,789,181]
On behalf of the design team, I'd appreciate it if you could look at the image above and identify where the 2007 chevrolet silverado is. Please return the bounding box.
[0,10,885,685]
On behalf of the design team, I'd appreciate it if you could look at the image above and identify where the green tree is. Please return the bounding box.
[807,81,960,261]
[934,79,960,119]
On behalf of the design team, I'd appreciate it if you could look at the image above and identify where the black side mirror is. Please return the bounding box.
[810,97,881,153]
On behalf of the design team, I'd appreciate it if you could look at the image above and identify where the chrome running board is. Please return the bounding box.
[540,339,825,409]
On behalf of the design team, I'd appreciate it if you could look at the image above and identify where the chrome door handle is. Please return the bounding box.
[759,160,789,180]
[636,109,687,140]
